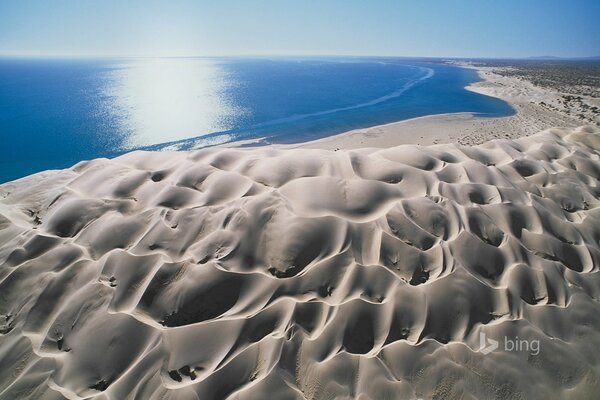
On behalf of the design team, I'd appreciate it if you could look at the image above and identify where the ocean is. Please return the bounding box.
[0,57,514,182]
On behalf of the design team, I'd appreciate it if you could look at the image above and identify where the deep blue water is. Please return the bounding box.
[0,57,514,182]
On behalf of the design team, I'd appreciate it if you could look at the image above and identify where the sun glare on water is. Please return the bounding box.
[102,58,244,149]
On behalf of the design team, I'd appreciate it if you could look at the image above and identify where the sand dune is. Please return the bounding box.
[1,126,600,399]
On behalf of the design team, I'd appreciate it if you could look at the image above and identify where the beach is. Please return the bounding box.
[1,60,600,399]
[282,62,599,149]
[0,58,514,183]
[2,0,599,397]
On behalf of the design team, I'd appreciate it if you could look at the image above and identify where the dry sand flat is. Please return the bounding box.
[1,126,600,399]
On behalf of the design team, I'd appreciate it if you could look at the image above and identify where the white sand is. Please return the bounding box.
[262,64,596,150]
[1,126,600,399]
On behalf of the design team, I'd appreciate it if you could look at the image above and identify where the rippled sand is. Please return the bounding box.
[1,126,599,399]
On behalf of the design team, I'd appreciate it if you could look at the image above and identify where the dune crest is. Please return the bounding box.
[1,126,600,399]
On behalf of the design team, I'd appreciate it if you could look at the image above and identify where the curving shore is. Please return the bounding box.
[1,125,599,399]
[278,63,599,150]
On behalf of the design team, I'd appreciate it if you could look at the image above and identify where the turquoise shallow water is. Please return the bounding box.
[0,57,513,182]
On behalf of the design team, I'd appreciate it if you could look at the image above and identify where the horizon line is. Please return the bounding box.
[1,53,599,61]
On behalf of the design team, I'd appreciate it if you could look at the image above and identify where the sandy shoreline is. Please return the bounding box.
[1,61,599,400]
[237,62,595,150]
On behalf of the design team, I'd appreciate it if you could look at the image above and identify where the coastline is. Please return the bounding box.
[1,61,599,399]
[247,62,595,150]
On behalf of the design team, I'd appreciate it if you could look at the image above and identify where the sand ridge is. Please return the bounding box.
[1,126,600,399]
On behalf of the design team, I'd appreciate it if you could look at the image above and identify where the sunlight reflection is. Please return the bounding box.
[103,58,244,148]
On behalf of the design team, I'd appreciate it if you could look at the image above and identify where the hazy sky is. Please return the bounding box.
[1,0,598,58]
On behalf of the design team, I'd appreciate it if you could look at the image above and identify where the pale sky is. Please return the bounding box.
[0,0,599,58]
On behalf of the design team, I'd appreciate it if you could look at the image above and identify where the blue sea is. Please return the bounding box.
[0,57,514,182]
